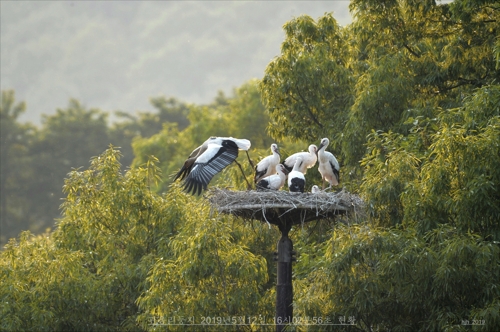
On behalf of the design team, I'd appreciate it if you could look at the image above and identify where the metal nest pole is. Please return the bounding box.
[208,188,363,332]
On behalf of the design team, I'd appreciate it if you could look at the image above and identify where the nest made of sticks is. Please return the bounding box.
[207,188,365,227]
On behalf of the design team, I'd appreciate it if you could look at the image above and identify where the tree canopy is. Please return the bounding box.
[1,0,500,331]
[261,0,500,181]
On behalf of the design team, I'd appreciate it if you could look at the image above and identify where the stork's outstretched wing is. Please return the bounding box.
[182,140,239,195]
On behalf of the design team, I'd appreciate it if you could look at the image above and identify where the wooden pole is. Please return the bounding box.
[207,188,362,330]
[276,223,294,332]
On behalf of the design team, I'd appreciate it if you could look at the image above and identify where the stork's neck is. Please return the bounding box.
[318,149,328,161]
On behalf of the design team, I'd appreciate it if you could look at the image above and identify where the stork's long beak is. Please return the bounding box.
[316,142,325,156]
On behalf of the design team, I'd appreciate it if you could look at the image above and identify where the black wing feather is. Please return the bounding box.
[256,179,270,191]
[330,161,340,184]
[182,141,239,195]
[289,178,305,193]
[173,144,206,181]
[283,160,293,173]
[254,167,267,183]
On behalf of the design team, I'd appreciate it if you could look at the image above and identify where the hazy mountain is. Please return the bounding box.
[0,1,352,124]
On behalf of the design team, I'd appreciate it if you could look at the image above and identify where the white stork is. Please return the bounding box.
[317,137,340,190]
[288,157,305,193]
[254,143,281,183]
[174,136,251,195]
[256,164,288,191]
[283,144,317,174]
[311,185,321,193]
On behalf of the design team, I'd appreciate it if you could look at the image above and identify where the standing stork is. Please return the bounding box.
[254,143,281,183]
[256,164,289,191]
[288,157,305,193]
[173,136,251,195]
[317,137,340,190]
[283,144,318,174]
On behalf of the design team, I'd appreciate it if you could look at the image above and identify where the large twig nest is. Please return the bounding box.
[207,188,364,228]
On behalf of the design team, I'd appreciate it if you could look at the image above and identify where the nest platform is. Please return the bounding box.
[208,188,364,229]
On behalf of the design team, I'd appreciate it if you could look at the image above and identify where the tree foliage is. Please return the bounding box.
[2,1,500,331]
[136,209,270,331]
[0,93,192,245]
[296,224,500,331]
[132,79,284,193]
[28,100,111,229]
[261,0,500,176]
[0,90,35,244]
[108,96,190,168]
[260,1,500,330]
[361,85,500,239]
[260,14,353,151]
[1,143,275,332]
[2,147,171,331]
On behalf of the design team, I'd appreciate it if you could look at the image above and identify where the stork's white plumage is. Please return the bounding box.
[288,157,305,193]
[311,185,321,193]
[254,143,281,183]
[283,144,318,174]
[256,164,288,191]
[317,138,340,190]
[174,136,251,195]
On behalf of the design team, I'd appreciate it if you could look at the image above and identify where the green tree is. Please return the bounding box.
[260,14,353,153]
[3,2,500,331]
[136,206,270,331]
[343,0,499,166]
[264,1,500,330]
[1,146,275,331]
[402,85,500,239]
[132,80,277,194]
[332,85,500,331]
[0,90,36,245]
[225,79,274,149]
[149,96,190,131]
[1,147,176,330]
[261,0,499,180]
[295,224,500,331]
[109,96,190,167]
[27,100,110,233]
[1,147,168,330]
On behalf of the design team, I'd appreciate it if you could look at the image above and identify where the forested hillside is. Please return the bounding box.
[1,81,289,244]
[0,1,350,124]
[1,0,499,331]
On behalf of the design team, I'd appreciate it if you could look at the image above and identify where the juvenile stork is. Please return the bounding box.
[317,137,340,190]
[254,143,281,183]
[256,164,288,191]
[174,136,251,195]
[288,157,305,193]
[283,144,318,174]
[311,185,321,193]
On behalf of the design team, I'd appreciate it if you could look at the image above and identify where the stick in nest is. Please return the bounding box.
[208,188,364,218]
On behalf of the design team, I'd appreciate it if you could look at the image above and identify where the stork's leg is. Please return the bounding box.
[322,178,326,190]
[234,159,252,190]
[245,150,254,169]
